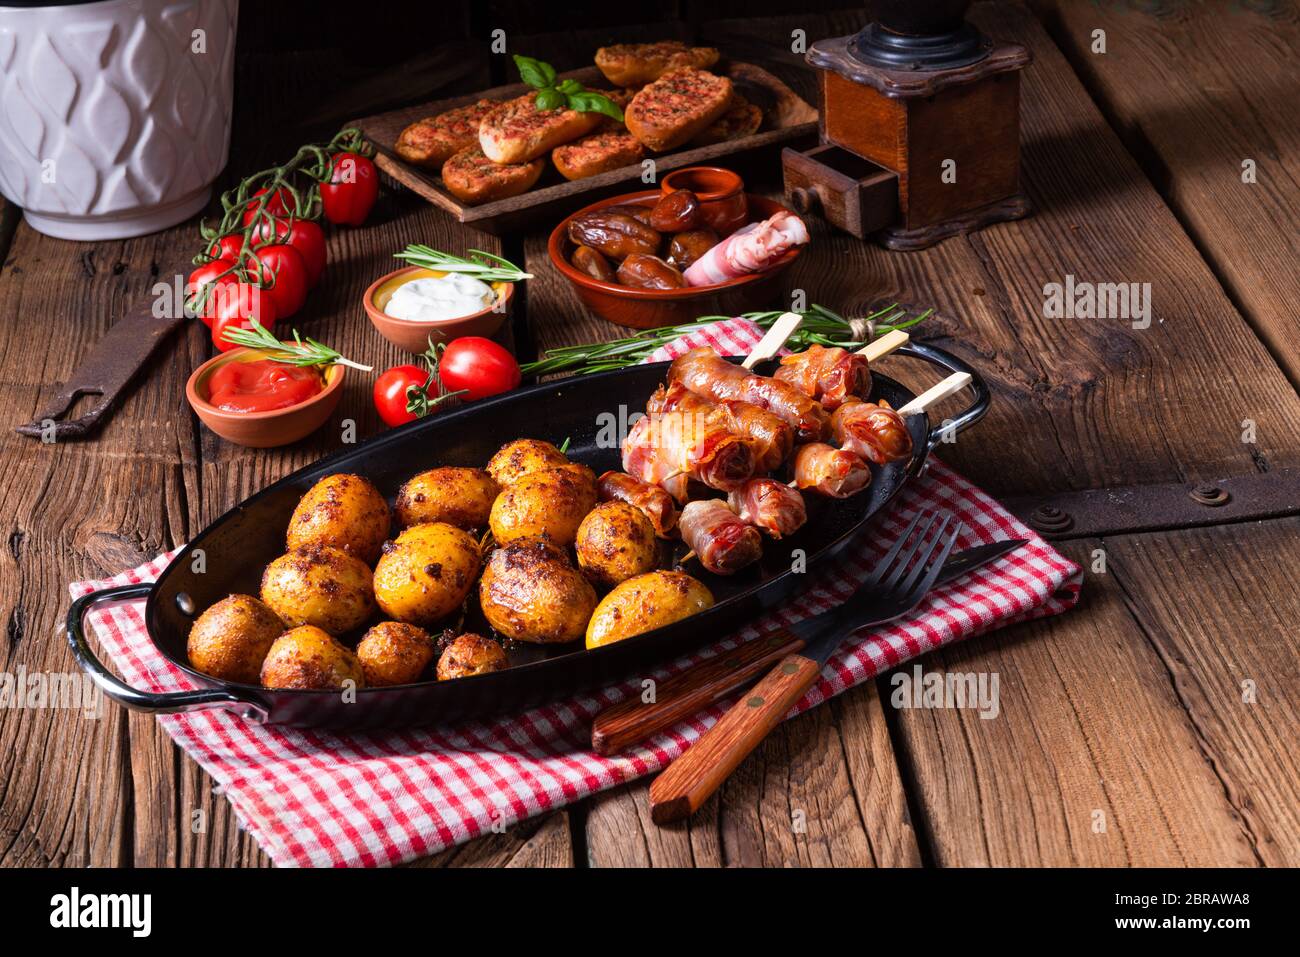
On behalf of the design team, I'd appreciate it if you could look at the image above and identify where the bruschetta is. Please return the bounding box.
[394,99,500,169]
[553,129,647,180]
[625,68,733,152]
[479,94,602,164]
[595,41,720,87]
[441,146,545,205]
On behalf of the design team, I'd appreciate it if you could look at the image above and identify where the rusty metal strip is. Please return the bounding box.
[1004,469,1300,540]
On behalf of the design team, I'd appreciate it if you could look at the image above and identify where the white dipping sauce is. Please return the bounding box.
[385,273,494,323]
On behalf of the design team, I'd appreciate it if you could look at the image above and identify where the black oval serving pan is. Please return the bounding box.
[68,342,988,730]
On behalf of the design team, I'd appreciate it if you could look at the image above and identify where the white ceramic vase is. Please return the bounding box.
[0,0,239,241]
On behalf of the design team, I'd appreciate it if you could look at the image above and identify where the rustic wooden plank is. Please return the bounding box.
[584,680,922,867]
[407,813,573,868]
[1102,520,1300,865]
[887,534,1274,866]
[1032,0,1300,388]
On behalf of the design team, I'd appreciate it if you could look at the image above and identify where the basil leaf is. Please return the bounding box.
[535,88,566,111]
[513,54,554,90]
[567,91,624,122]
[556,78,584,94]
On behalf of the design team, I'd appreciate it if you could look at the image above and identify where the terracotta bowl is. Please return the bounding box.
[547,191,802,330]
[364,265,511,354]
[661,166,748,236]
[185,348,345,448]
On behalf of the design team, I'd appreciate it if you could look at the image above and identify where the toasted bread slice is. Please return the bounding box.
[625,68,733,152]
[691,97,763,146]
[394,99,500,169]
[552,129,647,181]
[479,94,603,164]
[595,41,720,87]
[441,146,545,205]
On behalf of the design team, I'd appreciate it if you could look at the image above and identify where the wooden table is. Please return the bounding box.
[1,2,1297,868]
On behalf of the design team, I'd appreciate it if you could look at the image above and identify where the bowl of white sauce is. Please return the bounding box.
[364,266,512,353]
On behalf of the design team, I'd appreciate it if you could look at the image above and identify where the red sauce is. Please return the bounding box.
[207,359,323,413]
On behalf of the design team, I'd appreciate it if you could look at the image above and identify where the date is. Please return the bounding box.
[570,244,616,282]
[617,253,686,290]
[648,189,701,233]
[666,228,719,270]
[568,211,661,261]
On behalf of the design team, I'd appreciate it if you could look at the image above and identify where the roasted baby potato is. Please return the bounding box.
[286,473,391,565]
[356,621,435,687]
[395,467,499,531]
[372,522,481,626]
[585,570,713,649]
[260,545,376,635]
[436,633,509,681]
[486,438,570,488]
[260,625,365,690]
[575,501,658,588]
[187,594,283,684]
[489,465,597,547]
[479,538,597,643]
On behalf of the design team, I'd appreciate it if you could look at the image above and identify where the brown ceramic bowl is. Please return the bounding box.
[661,166,748,236]
[364,265,511,354]
[548,191,803,330]
[185,348,345,448]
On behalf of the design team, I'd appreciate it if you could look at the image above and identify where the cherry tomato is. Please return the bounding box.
[210,282,278,352]
[437,337,521,400]
[320,152,378,226]
[186,259,236,328]
[254,217,326,287]
[207,233,245,262]
[242,186,297,226]
[373,364,432,427]
[245,243,308,319]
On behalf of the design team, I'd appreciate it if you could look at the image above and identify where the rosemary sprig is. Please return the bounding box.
[219,320,374,371]
[393,245,533,283]
[518,303,932,378]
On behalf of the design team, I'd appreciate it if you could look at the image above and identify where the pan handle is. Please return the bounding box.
[67,584,270,722]
[896,341,991,450]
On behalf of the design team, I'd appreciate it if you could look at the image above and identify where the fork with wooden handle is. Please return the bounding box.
[646,511,961,825]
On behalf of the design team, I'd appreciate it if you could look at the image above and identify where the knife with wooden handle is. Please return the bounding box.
[590,539,1026,755]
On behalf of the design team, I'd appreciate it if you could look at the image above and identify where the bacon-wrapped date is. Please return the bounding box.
[667,347,828,442]
[773,344,870,411]
[597,470,680,537]
[647,381,794,472]
[830,398,913,466]
[727,479,807,539]
[621,410,757,495]
[792,443,871,498]
[678,499,762,575]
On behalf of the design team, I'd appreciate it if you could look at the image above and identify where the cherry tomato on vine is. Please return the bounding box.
[254,217,326,287]
[245,243,308,319]
[242,186,297,225]
[373,364,432,427]
[437,337,521,400]
[320,152,378,226]
[207,233,246,262]
[186,258,236,328]
[210,282,278,352]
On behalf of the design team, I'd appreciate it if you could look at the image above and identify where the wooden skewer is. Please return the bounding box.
[742,312,803,369]
[897,372,972,415]
[855,328,909,362]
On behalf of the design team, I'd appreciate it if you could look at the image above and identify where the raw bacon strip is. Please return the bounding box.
[830,397,913,466]
[683,210,809,286]
[648,381,794,472]
[774,344,870,411]
[792,443,871,499]
[728,479,807,539]
[621,411,757,494]
[597,470,681,537]
[679,499,762,575]
[668,346,828,442]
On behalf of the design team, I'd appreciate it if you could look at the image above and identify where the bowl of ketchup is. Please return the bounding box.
[186,347,345,447]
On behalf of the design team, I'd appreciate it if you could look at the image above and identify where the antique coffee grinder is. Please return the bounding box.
[783,0,1032,249]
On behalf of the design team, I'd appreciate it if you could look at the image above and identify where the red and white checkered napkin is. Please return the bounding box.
[69,318,1081,867]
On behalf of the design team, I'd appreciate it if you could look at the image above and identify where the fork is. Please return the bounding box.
[647,510,961,824]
